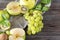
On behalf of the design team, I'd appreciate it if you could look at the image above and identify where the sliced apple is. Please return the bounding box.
[9,28,25,40]
[10,28,25,36]
[6,2,21,15]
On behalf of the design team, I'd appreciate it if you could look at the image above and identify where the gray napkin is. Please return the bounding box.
[10,15,28,29]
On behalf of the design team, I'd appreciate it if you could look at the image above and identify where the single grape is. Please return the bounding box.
[33,14,38,18]
[35,27,40,33]
[39,22,44,28]
[6,30,10,35]
[27,30,31,35]
[31,27,36,34]
[28,21,34,25]
[35,17,40,22]
[34,23,39,27]
[24,16,29,19]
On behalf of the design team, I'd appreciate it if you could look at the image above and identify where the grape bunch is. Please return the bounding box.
[24,10,43,35]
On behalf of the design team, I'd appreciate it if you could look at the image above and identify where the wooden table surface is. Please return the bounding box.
[0,0,60,40]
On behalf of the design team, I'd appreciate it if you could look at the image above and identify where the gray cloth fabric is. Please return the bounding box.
[10,15,28,29]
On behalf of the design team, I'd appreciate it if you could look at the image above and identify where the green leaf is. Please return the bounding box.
[2,10,9,20]
[41,0,51,4]
[0,10,4,22]
[42,6,49,12]
[35,4,42,10]
[0,20,11,30]
[0,32,3,34]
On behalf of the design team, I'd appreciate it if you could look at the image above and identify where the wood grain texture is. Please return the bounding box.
[26,0,60,40]
[0,0,60,40]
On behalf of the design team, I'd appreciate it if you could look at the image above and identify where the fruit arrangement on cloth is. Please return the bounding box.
[0,0,51,40]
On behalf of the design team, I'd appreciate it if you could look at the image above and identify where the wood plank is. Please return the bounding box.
[26,36,60,40]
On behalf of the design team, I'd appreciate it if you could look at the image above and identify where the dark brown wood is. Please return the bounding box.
[0,0,60,40]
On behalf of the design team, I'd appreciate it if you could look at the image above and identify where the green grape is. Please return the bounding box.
[28,24,32,27]
[35,17,40,22]
[39,21,43,25]
[39,25,43,31]
[31,26,35,31]
[33,14,38,18]
[35,27,40,33]
[27,16,31,20]
[27,30,31,35]
[37,11,42,15]
[32,30,36,34]
[39,14,43,20]
[33,10,42,15]
[39,22,44,28]
[27,25,32,35]
[24,16,29,19]
[37,13,41,16]
[36,23,43,33]
[33,11,42,19]
[36,14,43,20]
[31,27,36,34]
[28,26,31,31]
[29,10,34,14]
[34,23,39,27]
[24,13,29,20]
[28,21,34,25]
[24,10,43,35]
[25,13,29,16]
[33,10,40,14]
[30,17,35,20]
[6,30,10,35]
